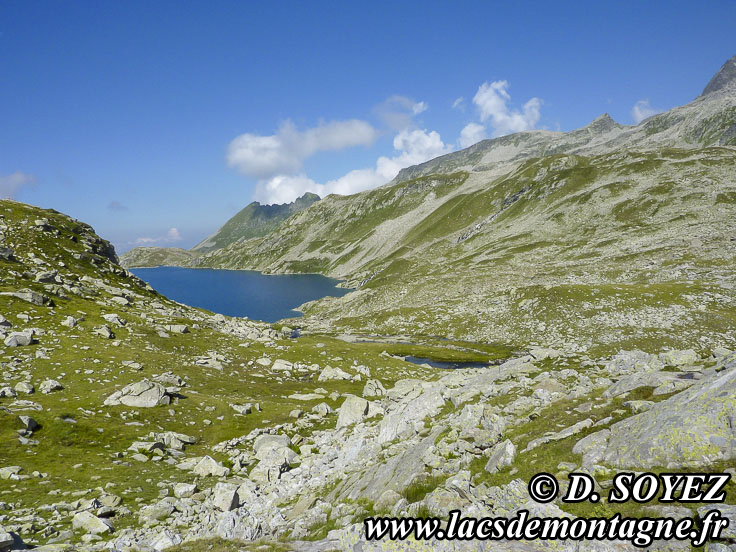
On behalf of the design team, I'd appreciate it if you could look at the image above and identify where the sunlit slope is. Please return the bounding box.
[192,59,736,349]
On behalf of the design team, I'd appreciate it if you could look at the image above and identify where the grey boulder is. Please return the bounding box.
[104,380,170,407]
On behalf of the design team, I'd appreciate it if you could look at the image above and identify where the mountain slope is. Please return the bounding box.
[191,192,320,253]
[119,246,196,268]
[193,55,736,352]
[119,193,321,268]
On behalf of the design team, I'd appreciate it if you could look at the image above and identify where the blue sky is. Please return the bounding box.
[1,1,735,253]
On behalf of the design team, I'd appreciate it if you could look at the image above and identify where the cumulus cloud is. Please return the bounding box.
[253,128,452,204]
[472,80,541,137]
[0,171,36,198]
[133,227,183,246]
[227,119,378,180]
[107,200,129,212]
[458,122,487,148]
[631,99,662,124]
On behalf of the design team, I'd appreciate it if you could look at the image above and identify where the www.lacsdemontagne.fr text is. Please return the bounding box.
[364,508,729,548]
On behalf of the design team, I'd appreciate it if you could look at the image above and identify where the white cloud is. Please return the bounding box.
[412,101,428,115]
[254,128,451,204]
[631,99,662,124]
[133,227,183,246]
[472,80,541,137]
[458,122,487,148]
[167,227,182,241]
[227,119,378,180]
[0,171,36,198]
[452,97,465,110]
[374,95,429,131]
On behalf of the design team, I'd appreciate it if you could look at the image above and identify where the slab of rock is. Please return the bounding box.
[102,313,126,326]
[192,455,230,477]
[574,367,736,469]
[363,379,386,398]
[602,371,677,398]
[212,482,240,512]
[93,325,115,339]
[72,511,113,535]
[253,434,291,456]
[523,418,593,452]
[39,379,63,394]
[249,447,297,483]
[378,387,445,444]
[164,324,189,334]
[485,439,517,474]
[139,502,174,522]
[271,359,293,371]
[0,529,14,550]
[318,366,352,382]
[230,403,252,415]
[13,382,34,395]
[0,290,49,306]
[660,349,699,367]
[18,416,38,432]
[312,402,334,417]
[336,395,370,429]
[0,466,21,480]
[4,332,33,347]
[104,380,170,407]
[60,316,78,328]
[173,483,197,498]
[289,393,324,401]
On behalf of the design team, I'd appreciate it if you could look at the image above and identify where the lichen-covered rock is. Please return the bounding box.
[485,439,517,474]
[576,367,736,469]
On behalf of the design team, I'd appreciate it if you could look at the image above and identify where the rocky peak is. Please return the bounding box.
[701,53,736,96]
[586,113,619,132]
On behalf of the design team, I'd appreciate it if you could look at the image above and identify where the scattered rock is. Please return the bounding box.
[192,455,230,477]
[72,511,113,535]
[13,382,34,395]
[104,380,170,407]
[318,365,352,382]
[3,332,33,347]
[39,379,64,394]
[485,439,517,474]
[212,482,240,512]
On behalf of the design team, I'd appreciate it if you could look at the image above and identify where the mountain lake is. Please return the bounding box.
[130,266,352,322]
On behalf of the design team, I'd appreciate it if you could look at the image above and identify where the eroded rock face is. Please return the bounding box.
[575,363,736,469]
[104,380,170,407]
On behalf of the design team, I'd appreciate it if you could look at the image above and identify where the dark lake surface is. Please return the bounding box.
[131,267,351,322]
[403,355,492,370]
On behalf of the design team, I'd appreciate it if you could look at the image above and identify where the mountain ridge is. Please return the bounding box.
[120,192,320,268]
[190,53,736,350]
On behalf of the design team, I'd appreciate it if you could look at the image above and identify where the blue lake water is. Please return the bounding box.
[131,267,352,323]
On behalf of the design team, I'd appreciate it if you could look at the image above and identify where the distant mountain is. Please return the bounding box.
[191,192,320,253]
[119,247,196,268]
[119,192,320,267]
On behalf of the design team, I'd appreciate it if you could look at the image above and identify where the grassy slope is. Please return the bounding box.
[191,147,736,354]
[0,200,450,546]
